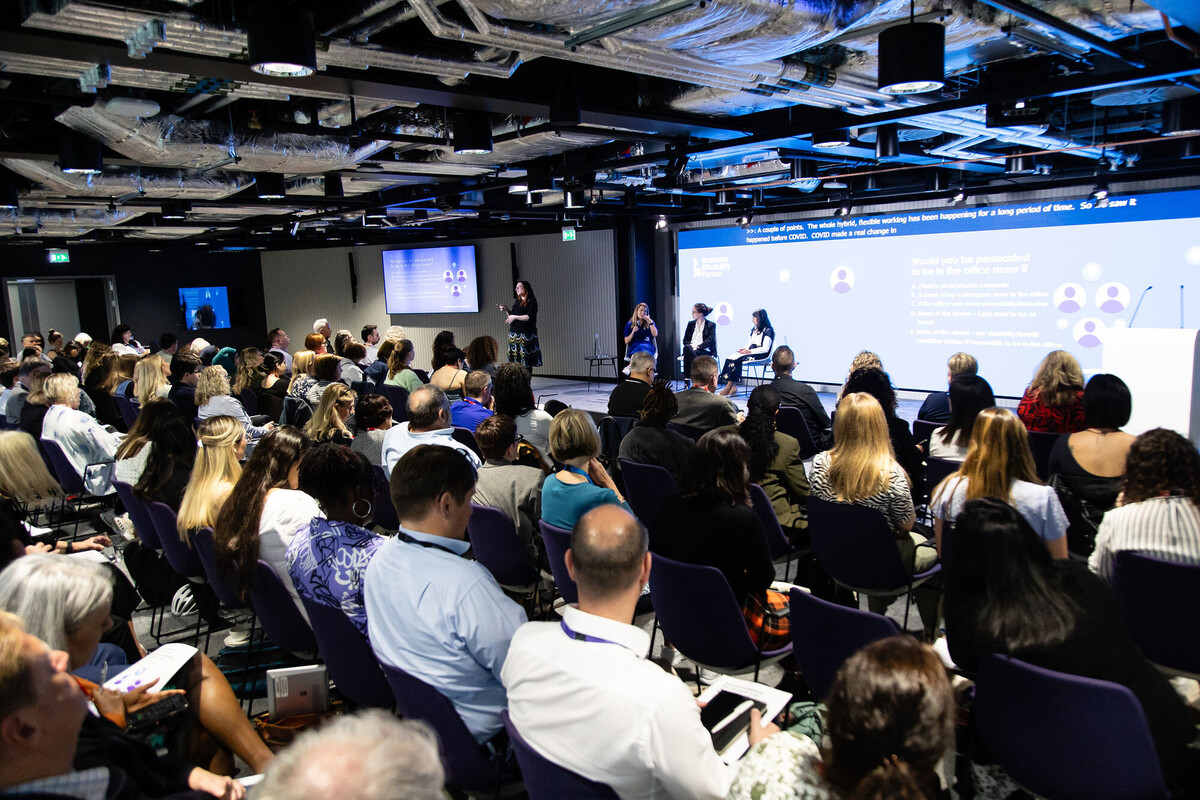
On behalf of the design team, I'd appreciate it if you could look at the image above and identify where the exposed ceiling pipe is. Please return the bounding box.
[321,0,406,36]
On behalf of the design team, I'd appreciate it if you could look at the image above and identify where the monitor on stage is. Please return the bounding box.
[382,245,480,314]
[178,286,232,330]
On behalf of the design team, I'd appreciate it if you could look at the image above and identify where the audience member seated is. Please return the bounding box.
[504,504,766,799]
[17,369,51,441]
[430,330,455,372]
[339,342,367,383]
[493,362,553,463]
[157,332,178,365]
[210,347,237,379]
[256,711,443,800]
[41,374,122,496]
[381,385,481,475]
[266,328,292,374]
[81,340,111,383]
[1090,428,1200,580]
[365,445,526,743]
[288,350,317,401]
[618,381,695,480]
[651,428,790,649]
[835,350,881,401]
[364,339,394,386]
[1017,349,1086,433]
[608,351,655,418]
[0,362,19,418]
[109,324,145,357]
[314,319,333,349]
[811,393,937,628]
[113,401,196,510]
[384,339,423,393]
[740,385,809,543]
[214,426,317,619]
[945,498,1198,793]
[304,332,327,356]
[450,370,494,432]
[287,444,385,637]
[350,394,392,466]
[842,367,924,497]
[255,352,289,403]
[168,351,202,414]
[929,374,995,461]
[196,366,273,443]
[931,407,1068,559]
[361,324,381,363]
[304,354,345,408]
[673,355,738,432]
[473,414,545,562]
[1049,373,1134,480]
[230,348,262,398]
[112,354,139,401]
[0,557,274,787]
[918,351,978,423]
[730,637,954,800]
[177,416,245,546]
[332,330,353,359]
[429,346,468,400]
[542,409,630,530]
[7,357,51,426]
[464,335,500,378]
[769,345,832,451]
[304,383,355,446]
[133,354,171,407]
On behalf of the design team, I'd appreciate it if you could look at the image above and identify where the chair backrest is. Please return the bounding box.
[350,380,375,398]
[258,392,284,424]
[618,460,677,525]
[299,595,394,709]
[665,421,705,442]
[145,501,203,579]
[597,416,636,466]
[1113,550,1200,675]
[749,483,791,561]
[1026,431,1060,481]
[249,560,317,654]
[111,479,161,550]
[538,519,577,604]
[40,438,85,496]
[806,497,915,592]
[280,396,303,425]
[789,587,899,698]
[382,385,410,422]
[191,527,248,610]
[379,661,500,792]
[238,387,259,416]
[466,505,539,589]
[451,426,482,458]
[911,418,940,449]
[113,394,140,429]
[776,406,819,460]
[974,654,1169,800]
[925,457,960,499]
[370,465,400,530]
[502,710,618,799]
[294,401,314,428]
[649,553,781,668]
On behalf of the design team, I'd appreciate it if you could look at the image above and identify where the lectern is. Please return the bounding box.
[1100,328,1200,446]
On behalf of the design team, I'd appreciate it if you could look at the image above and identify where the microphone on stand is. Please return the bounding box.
[1181,284,1186,329]
[1129,285,1153,327]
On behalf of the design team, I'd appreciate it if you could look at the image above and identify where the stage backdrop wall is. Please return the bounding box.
[260,229,619,377]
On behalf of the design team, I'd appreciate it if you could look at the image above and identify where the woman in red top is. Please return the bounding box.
[1017,350,1086,433]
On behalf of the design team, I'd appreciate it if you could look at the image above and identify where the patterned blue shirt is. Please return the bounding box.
[285,517,385,638]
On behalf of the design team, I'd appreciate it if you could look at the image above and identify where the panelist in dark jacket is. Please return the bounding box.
[680,302,717,383]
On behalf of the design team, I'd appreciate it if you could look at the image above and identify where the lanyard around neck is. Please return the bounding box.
[395,530,461,557]
[560,619,624,648]
[563,465,592,482]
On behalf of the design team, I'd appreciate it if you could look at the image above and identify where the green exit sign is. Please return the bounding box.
[561,226,576,242]
[47,249,69,264]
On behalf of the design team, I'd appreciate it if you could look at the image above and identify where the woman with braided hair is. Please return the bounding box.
[285,443,386,637]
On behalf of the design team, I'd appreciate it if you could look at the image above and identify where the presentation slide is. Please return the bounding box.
[677,189,1200,398]
[382,245,479,314]
[178,286,231,330]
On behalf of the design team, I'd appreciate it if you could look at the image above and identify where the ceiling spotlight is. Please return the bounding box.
[950,182,966,204]
[452,112,493,155]
[1090,180,1110,206]
[248,3,316,77]
[812,129,851,149]
[877,22,945,95]
[254,172,286,199]
[789,159,817,182]
[835,196,853,217]
[160,201,191,219]
[1163,96,1200,137]
[736,211,754,228]
[324,174,344,198]
[875,123,899,160]
[58,135,103,174]
[655,215,668,231]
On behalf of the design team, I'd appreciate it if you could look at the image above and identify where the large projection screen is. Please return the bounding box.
[677,189,1200,398]
[382,245,480,314]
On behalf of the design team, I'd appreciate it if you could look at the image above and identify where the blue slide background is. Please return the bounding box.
[178,286,231,330]
[678,189,1200,397]
[383,245,479,314]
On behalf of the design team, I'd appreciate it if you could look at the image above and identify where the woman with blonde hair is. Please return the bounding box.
[133,354,170,406]
[623,302,658,359]
[178,416,245,541]
[810,392,938,626]
[196,365,272,442]
[304,384,355,446]
[931,406,1068,559]
[1017,349,1086,433]
[288,350,317,400]
[231,347,263,396]
[112,353,139,397]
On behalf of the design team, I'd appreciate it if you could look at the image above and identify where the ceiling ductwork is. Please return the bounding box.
[1,158,254,200]
[0,207,143,237]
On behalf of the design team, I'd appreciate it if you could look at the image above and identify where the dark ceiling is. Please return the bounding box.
[1,0,1199,250]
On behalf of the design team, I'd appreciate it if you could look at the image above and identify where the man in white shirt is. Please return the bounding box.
[361,324,381,363]
[365,445,526,744]
[381,385,481,474]
[267,328,293,375]
[502,504,777,799]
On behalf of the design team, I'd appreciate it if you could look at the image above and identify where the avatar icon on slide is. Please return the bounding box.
[715,301,734,326]
[443,269,454,282]
[1053,283,1085,313]
[830,267,855,294]
[1074,318,1105,348]
[450,284,461,297]
[1096,283,1130,313]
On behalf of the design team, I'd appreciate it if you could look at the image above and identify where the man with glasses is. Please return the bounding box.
[607,351,656,418]
[167,351,202,415]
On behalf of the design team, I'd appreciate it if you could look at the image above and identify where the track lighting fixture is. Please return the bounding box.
[736,211,754,228]
[254,172,286,199]
[655,216,668,231]
[452,112,493,155]
[58,135,103,175]
[877,21,945,95]
[248,3,316,77]
[812,129,850,149]
[875,124,900,160]
[1163,96,1200,137]
[836,196,853,217]
[1090,180,1109,207]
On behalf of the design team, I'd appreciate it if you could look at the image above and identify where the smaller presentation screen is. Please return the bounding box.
[178,286,231,330]
[382,246,479,314]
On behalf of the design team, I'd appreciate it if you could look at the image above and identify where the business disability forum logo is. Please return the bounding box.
[693,255,732,278]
